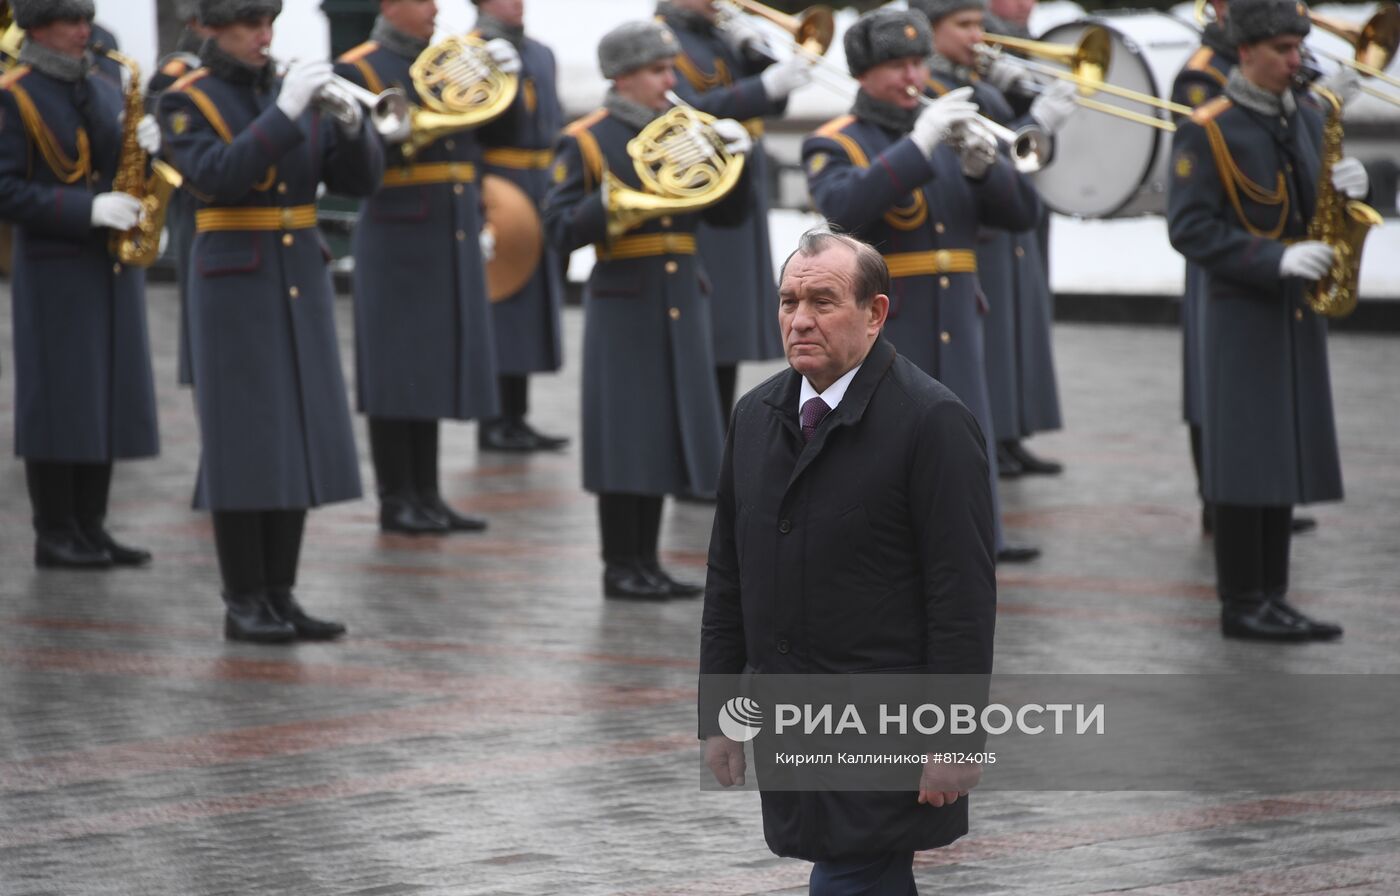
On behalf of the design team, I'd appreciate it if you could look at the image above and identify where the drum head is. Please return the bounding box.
[1035,13,1199,218]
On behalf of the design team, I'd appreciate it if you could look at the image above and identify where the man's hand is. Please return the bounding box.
[1279,241,1335,280]
[136,114,161,155]
[704,735,747,787]
[917,760,981,807]
[910,85,978,156]
[485,38,521,76]
[1331,156,1369,199]
[712,118,753,157]
[1030,80,1078,134]
[90,192,144,230]
[759,53,814,101]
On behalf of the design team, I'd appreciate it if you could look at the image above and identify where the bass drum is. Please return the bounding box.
[1035,11,1200,218]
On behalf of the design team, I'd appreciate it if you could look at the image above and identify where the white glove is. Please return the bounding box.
[1279,240,1334,280]
[136,114,161,155]
[485,38,521,76]
[333,98,364,137]
[479,226,496,263]
[1317,66,1362,106]
[718,14,769,56]
[277,59,333,120]
[90,192,144,230]
[982,53,1025,93]
[910,85,978,156]
[1030,79,1078,134]
[1331,156,1369,199]
[958,122,998,179]
[380,111,412,145]
[712,117,752,156]
[759,53,813,100]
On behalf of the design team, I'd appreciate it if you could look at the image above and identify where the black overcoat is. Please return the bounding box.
[700,337,997,861]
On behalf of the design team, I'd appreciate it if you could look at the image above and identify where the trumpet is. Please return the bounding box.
[714,0,836,57]
[316,74,412,136]
[905,86,1048,173]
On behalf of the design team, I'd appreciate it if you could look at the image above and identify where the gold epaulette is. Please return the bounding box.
[0,64,31,89]
[170,67,210,92]
[1184,47,1214,72]
[337,40,378,64]
[564,107,608,137]
[1191,96,1233,125]
[925,76,951,97]
[813,114,856,138]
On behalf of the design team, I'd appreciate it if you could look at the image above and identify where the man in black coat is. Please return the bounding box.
[700,229,996,893]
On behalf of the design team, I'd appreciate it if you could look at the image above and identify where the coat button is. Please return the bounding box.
[445,139,455,150]
[1015,246,1025,258]
[665,260,679,274]
[669,307,681,320]
[934,222,945,234]
[939,276,950,288]
[282,233,294,246]
[453,183,464,195]
[456,230,466,241]
[288,286,300,299]
[777,639,790,655]
[112,262,122,274]
[940,331,951,343]
[778,519,791,534]
[277,182,288,195]
[1295,308,1304,321]
[660,215,673,227]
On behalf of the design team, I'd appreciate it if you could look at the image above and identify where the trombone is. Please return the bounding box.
[1194,0,1400,107]
[978,29,1185,132]
[714,0,1048,171]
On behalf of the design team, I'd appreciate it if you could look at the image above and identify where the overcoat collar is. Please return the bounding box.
[762,337,898,490]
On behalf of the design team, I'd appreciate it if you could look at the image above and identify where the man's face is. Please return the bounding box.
[382,0,437,41]
[26,19,92,58]
[988,0,1035,29]
[613,59,677,111]
[477,0,524,28]
[1239,34,1303,94]
[779,247,888,393]
[669,0,718,22]
[933,10,985,68]
[213,16,275,68]
[857,56,929,110]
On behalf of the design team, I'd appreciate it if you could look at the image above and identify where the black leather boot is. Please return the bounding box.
[640,561,703,597]
[512,419,569,451]
[223,591,297,644]
[420,496,488,532]
[380,496,450,535]
[478,417,536,452]
[603,563,671,600]
[996,442,1023,479]
[35,530,113,570]
[996,544,1041,564]
[1220,596,1313,642]
[1264,593,1342,641]
[83,529,152,567]
[1003,439,1063,475]
[267,588,346,641]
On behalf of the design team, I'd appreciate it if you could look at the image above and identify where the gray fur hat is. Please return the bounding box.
[10,0,95,29]
[597,20,680,79]
[198,0,283,28]
[1227,0,1311,45]
[909,0,986,27]
[844,9,934,77]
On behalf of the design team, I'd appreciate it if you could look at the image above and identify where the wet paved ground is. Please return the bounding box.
[2,281,1398,895]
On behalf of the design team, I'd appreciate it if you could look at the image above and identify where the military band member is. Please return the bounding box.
[149,0,209,390]
[159,0,384,642]
[655,0,814,425]
[1167,0,1364,642]
[335,0,520,534]
[0,0,160,569]
[472,0,571,453]
[543,20,752,600]
[802,8,1041,564]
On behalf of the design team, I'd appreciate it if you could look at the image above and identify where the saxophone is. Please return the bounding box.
[106,50,183,268]
[1304,86,1381,318]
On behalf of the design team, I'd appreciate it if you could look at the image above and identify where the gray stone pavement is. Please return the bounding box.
[1,281,1398,896]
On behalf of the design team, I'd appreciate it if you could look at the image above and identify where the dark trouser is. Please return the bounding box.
[809,852,917,896]
[498,373,529,421]
[597,492,664,569]
[716,364,738,431]
[1213,503,1292,601]
[25,460,113,540]
[212,509,307,597]
[368,417,444,504]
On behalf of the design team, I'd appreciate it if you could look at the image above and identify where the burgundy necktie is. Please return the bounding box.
[801,397,831,443]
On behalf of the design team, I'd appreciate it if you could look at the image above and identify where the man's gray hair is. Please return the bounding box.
[779,226,890,308]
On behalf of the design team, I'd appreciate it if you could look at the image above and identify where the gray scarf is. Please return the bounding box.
[19,41,92,82]
[475,12,525,51]
[927,50,976,87]
[604,88,664,131]
[371,16,430,60]
[1225,68,1297,118]
[200,37,276,91]
[852,89,919,134]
